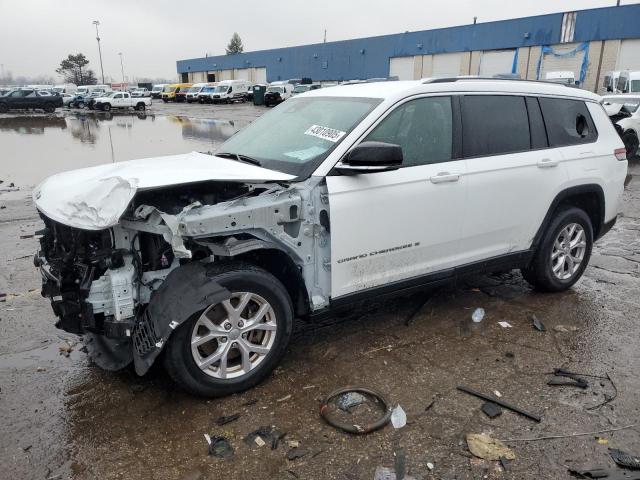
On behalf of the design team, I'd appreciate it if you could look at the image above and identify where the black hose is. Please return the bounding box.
[319,386,392,434]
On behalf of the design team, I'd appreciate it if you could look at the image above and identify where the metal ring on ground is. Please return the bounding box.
[319,386,392,434]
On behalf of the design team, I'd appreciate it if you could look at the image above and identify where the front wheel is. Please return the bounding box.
[136,103,146,111]
[44,105,55,113]
[102,103,111,112]
[0,103,7,113]
[77,101,85,109]
[522,207,593,292]
[163,263,293,397]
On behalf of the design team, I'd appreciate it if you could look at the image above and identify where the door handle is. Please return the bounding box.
[537,158,558,168]
[430,172,460,184]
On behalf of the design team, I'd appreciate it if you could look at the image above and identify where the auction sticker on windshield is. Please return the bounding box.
[304,125,346,143]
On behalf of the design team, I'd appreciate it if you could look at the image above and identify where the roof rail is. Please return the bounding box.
[422,76,575,87]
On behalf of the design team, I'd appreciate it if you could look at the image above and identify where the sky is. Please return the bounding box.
[1,0,638,82]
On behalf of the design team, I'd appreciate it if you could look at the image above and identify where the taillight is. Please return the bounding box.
[614,148,627,161]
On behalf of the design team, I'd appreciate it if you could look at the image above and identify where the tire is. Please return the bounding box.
[102,103,111,112]
[163,262,294,397]
[136,103,146,111]
[162,99,168,103]
[0,103,9,113]
[521,207,593,292]
[622,131,639,160]
[77,101,85,109]
[43,104,55,113]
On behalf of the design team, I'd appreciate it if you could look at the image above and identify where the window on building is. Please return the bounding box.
[364,97,453,167]
[539,97,597,146]
[461,95,530,157]
[561,12,577,43]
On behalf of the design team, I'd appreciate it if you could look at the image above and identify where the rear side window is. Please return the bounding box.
[461,95,530,157]
[538,97,597,146]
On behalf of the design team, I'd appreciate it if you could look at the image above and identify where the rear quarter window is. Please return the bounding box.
[538,97,597,147]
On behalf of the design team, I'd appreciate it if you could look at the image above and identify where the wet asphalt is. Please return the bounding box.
[1,103,640,479]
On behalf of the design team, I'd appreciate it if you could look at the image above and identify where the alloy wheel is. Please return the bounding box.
[550,223,587,280]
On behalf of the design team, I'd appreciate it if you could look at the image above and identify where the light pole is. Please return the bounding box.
[92,20,105,84]
[118,52,125,87]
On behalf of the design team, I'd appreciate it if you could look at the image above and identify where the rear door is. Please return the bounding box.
[327,95,468,298]
[459,95,567,262]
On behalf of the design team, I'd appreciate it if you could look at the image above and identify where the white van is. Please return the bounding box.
[53,84,78,95]
[603,71,621,93]
[185,83,210,103]
[545,71,576,85]
[209,80,251,104]
[616,71,640,94]
[264,81,294,106]
[76,85,111,96]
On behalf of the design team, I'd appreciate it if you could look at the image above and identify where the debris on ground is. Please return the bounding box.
[204,434,234,459]
[287,440,299,448]
[337,392,367,412]
[596,437,609,445]
[426,462,434,470]
[554,325,579,333]
[548,368,589,389]
[505,351,515,358]
[499,456,509,471]
[19,234,34,239]
[277,394,292,402]
[531,314,546,332]
[610,448,640,469]
[286,447,308,460]
[390,405,406,429]
[320,386,392,434]
[241,398,259,407]
[394,447,406,480]
[58,343,74,357]
[481,402,503,418]
[466,433,515,461]
[497,321,512,328]
[494,390,502,398]
[457,385,541,422]
[567,467,640,479]
[499,424,639,442]
[373,466,416,480]
[244,426,285,449]
[472,308,485,323]
[215,413,240,426]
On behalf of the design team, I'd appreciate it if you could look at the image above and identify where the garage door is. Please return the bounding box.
[539,43,585,81]
[233,68,250,81]
[432,53,462,77]
[218,70,233,81]
[617,39,640,71]
[255,67,267,84]
[389,56,415,80]
[479,50,516,76]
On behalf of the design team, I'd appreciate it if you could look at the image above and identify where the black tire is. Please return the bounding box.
[77,101,85,109]
[43,104,55,113]
[163,262,294,397]
[162,98,168,103]
[521,207,593,292]
[102,103,111,112]
[0,103,8,113]
[136,103,145,111]
[622,131,639,160]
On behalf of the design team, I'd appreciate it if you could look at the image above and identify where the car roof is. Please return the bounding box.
[304,78,601,102]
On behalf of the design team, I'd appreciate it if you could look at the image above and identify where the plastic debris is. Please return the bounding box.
[531,314,546,332]
[277,394,292,402]
[471,308,485,323]
[499,456,509,471]
[497,321,512,328]
[457,385,542,422]
[215,413,240,426]
[286,447,308,460]
[373,466,416,480]
[254,436,266,447]
[596,437,609,445]
[568,467,640,479]
[391,405,407,429]
[426,462,434,470]
[337,391,367,412]
[548,368,589,389]
[466,433,515,461]
[244,426,285,449]
[481,402,503,418]
[610,448,640,469]
[494,390,502,398]
[204,434,234,459]
[554,325,578,333]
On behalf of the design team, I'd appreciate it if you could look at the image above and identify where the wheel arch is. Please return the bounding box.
[532,184,605,251]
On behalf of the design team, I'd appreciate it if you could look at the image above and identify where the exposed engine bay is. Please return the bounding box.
[35,177,332,374]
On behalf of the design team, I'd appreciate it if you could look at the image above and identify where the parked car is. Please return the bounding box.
[602,95,640,159]
[615,71,640,94]
[175,84,194,103]
[61,93,75,107]
[185,83,208,103]
[162,83,191,102]
[0,89,63,113]
[291,83,321,96]
[53,83,78,95]
[131,87,151,98]
[197,84,218,103]
[32,78,627,397]
[209,80,251,104]
[150,84,167,99]
[264,82,293,106]
[94,91,151,111]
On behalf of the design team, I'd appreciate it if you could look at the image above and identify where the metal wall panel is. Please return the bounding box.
[479,50,516,76]
[432,53,462,77]
[389,56,415,80]
[617,39,640,71]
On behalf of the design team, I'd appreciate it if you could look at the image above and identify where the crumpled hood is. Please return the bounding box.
[33,151,295,230]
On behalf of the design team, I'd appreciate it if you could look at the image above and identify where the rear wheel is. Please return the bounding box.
[622,131,639,160]
[522,207,593,292]
[136,103,146,111]
[102,103,111,112]
[77,101,85,109]
[163,263,293,397]
[0,103,9,113]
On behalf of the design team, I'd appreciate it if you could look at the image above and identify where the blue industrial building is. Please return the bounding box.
[177,4,640,91]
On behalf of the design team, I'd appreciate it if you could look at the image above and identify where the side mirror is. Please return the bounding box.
[335,141,403,175]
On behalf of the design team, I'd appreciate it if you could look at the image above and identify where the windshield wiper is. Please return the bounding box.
[216,152,262,167]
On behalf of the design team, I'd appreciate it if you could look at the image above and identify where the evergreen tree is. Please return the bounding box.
[226,33,244,55]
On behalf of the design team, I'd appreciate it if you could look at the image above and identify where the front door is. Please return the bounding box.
[327,96,468,299]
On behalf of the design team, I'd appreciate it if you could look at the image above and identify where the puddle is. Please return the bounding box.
[0,112,245,187]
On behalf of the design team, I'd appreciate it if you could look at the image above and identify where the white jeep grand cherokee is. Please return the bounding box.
[33,78,627,396]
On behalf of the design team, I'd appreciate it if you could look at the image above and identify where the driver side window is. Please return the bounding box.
[364,96,453,167]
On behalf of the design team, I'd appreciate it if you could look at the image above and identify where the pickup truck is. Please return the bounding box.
[94,91,151,111]
[0,89,63,113]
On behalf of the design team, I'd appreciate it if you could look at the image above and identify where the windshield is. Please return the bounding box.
[202,87,215,93]
[603,97,640,113]
[267,86,284,93]
[217,96,381,178]
[293,85,310,93]
[631,80,640,93]
[163,86,177,92]
[152,86,163,92]
[214,85,229,93]
[188,86,202,93]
